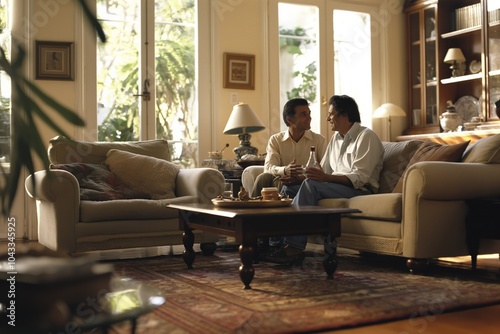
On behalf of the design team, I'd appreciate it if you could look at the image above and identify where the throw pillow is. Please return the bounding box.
[462,134,500,164]
[105,149,180,199]
[378,140,423,193]
[392,140,470,193]
[50,163,143,200]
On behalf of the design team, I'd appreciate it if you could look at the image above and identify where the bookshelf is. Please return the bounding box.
[402,0,500,137]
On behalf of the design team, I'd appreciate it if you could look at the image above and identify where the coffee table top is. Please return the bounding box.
[168,202,359,218]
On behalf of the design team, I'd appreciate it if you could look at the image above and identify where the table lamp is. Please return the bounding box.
[372,103,407,142]
[223,103,265,160]
[444,48,466,77]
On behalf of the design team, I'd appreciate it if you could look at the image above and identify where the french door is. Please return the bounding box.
[269,0,381,138]
[94,0,199,167]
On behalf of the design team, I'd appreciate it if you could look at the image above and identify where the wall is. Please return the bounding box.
[210,0,269,159]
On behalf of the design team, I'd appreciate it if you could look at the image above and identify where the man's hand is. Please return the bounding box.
[304,164,329,182]
[284,159,304,177]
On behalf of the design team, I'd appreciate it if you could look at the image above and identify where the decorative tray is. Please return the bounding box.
[211,198,292,208]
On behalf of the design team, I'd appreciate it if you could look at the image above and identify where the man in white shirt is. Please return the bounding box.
[251,98,327,197]
[268,95,384,264]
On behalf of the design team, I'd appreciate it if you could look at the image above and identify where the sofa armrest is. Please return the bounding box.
[241,165,265,195]
[402,161,500,258]
[25,170,80,253]
[404,161,500,200]
[176,168,225,204]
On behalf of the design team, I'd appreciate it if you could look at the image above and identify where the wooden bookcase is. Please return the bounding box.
[402,0,500,137]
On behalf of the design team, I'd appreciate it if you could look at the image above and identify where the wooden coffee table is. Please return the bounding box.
[167,203,359,289]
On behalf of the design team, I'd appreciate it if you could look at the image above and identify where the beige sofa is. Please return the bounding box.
[25,136,224,257]
[242,135,500,271]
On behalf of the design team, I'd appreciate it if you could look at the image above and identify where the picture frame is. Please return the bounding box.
[223,53,255,90]
[35,41,74,81]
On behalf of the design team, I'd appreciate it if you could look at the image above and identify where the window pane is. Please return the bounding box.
[278,3,320,132]
[97,0,140,142]
[333,10,372,127]
[155,0,197,168]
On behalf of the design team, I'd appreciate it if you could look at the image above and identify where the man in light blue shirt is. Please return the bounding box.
[268,95,384,264]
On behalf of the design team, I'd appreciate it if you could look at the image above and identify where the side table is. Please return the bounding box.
[222,169,243,198]
[465,197,500,269]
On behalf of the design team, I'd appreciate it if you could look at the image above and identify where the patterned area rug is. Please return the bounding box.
[108,249,500,334]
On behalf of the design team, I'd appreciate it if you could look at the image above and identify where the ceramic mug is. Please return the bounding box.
[261,187,279,201]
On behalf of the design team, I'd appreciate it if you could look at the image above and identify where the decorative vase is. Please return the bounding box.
[440,101,461,132]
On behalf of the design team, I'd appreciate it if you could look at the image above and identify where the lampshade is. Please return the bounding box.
[223,103,265,135]
[443,48,466,64]
[223,103,265,160]
[372,103,407,142]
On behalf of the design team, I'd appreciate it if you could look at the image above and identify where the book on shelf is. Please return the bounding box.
[455,3,481,30]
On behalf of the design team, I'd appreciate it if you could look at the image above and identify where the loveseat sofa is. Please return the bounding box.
[25,136,224,257]
[242,134,500,271]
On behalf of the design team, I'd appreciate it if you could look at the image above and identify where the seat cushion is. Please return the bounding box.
[392,141,470,193]
[347,193,403,221]
[462,133,500,163]
[106,149,180,199]
[319,193,403,222]
[378,140,423,193]
[48,136,170,164]
[80,196,197,222]
[50,163,144,201]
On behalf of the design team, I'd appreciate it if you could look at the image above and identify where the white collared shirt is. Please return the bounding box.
[321,123,384,191]
[265,130,327,176]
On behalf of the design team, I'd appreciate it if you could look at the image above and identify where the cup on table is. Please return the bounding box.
[261,187,280,201]
[223,182,233,198]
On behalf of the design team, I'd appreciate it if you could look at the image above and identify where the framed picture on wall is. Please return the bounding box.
[35,41,74,81]
[223,53,255,90]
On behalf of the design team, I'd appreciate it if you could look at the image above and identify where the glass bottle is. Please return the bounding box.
[305,146,319,169]
[303,146,319,178]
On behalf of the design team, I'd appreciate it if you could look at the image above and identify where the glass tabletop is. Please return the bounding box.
[0,276,165,334]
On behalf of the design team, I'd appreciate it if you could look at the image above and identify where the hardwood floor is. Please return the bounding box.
[332,304,500,334]
[328,253,500,333]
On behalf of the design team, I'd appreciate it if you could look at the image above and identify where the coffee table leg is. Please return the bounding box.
[239,244,255,289]
[323,234,338,279]
[180,211,196,269]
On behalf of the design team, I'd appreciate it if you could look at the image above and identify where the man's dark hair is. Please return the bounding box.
[329,95,361,123]
[282,98,309,126]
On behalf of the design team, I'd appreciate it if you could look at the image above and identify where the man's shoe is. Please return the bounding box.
[264,245,305,265]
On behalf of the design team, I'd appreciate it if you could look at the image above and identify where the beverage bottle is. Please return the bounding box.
[304,146,318,176]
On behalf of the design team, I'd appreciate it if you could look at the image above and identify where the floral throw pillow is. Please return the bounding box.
[50,163,147,201]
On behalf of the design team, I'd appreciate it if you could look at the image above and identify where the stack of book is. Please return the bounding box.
[489,8,500,23]
[455,3,481,30]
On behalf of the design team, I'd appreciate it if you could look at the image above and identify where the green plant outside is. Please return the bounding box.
[280,26,317,104]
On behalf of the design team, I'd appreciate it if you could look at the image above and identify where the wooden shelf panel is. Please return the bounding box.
[441,73,482,84]
[398,129,500,145]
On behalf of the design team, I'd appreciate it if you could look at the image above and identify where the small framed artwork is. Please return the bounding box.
[35,41,74,81]
[223,52,255,90]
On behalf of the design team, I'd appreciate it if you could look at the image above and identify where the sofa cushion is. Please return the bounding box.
[48,136,170,164]
[392,141,470,193]
[462,134,500,163]
[378,140,423,193]
[50,163,143,201]
[320,193,403,222]
[106,149,180,199]
[80,196,197,222]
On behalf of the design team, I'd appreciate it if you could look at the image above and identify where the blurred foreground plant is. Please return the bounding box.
[0,0,106,215]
